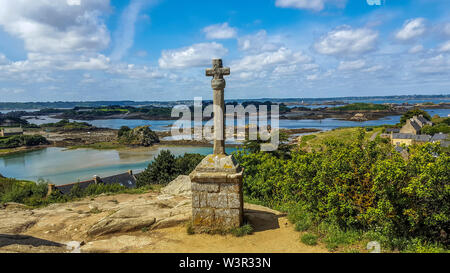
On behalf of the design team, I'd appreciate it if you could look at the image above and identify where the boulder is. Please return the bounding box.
[87,199,190,237]
[161,175,192,196]
[350,113,368,121]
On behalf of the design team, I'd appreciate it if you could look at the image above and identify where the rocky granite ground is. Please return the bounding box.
[0,176,328,253]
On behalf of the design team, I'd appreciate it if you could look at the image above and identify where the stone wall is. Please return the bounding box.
[189,154,243,232]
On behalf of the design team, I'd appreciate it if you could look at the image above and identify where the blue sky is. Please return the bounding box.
[0,0,449,102]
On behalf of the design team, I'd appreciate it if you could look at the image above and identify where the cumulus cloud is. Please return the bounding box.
[409,44,424,54]
[203,23,237,39]
[395,18,427,41]
[314,26,378,57]
[238,30,284,53]
[158,42,228,69]
[275,0,345,12]
[0,0,111,54]
[0,53,10,65]
[415,54,450,74]
[438,41,450,53]
[338,59,366,71]
[416,54,450,74]
[443,23,450,36]
[231,47,313,79]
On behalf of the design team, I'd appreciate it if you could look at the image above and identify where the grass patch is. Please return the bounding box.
[331,103,390,111]
[68,141,126,150]
[186,221,195,235]
[185,219,254,237]
[301,233,318,246]
[230,224,254,237]
[321,225,362,252]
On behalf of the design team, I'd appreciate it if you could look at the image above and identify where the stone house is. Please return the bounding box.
[399,115,432,135]
[0,127,24,137]
[391,133,431,146]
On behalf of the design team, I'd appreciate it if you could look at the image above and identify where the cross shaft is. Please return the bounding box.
[206,59,230,155]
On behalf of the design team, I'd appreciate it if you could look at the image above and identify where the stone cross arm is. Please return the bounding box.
[206,59,230,79]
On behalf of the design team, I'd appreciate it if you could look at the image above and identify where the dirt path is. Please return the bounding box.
[133,217,327,253]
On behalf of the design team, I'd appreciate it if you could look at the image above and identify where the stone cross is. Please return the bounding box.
[189,59,243,233]
[206,59,230,155]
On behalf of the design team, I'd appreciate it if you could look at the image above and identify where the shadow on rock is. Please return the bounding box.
[0,234,64,248]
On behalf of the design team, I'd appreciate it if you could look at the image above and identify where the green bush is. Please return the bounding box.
[421,123,450,135]
[0,134,49,149]
[136,150,205,187]
[118,126,131,138]
[399,109,431,125]
[234,128,449,250]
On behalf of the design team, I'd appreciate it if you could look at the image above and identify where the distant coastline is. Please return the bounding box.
[1,94,449,110]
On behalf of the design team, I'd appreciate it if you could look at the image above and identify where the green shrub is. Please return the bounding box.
[0,134,49,149]
[234,128,449,250]
[137,150,205,187]
[301,233,318,246]
[118,126,131,138]
[399,109,431,125]
[421,123,450,135]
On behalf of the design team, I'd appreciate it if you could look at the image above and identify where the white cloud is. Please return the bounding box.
[363,65,383,73]
[275,0,345,12]
[306,74,319,80]
[314,26,378,56]
[409,44,424,54]
[0,53,10,65]
[238,30,284,53]
[338,59,366,71]
[67,0,81,6]
[231,47,312,72]
[438,41,450,53]
[110,63,167,79]
[443,23,450,36]
[158,42,228,69]
[203,23,237,39]
[416,54,450,74]
[0,0,111,54]
[395,18,427,41]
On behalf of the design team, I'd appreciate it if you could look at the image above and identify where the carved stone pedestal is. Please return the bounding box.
[189,154,244,232]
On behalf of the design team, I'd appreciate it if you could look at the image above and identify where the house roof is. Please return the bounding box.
[392,133,431,141]
[431,133,448,141]
[385,128,400,133]
[414,115,432,126]
[408,119,422,131]
[55,172,137,195]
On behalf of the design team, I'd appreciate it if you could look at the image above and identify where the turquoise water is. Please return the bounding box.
[0,146,237,185]
[25,109,450,131]
[4,107,449,185]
